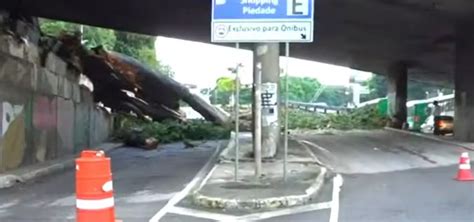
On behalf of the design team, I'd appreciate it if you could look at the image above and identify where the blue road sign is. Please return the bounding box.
[211,0,314,43]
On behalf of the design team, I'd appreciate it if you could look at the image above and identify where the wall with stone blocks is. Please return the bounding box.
[0,33,113,172]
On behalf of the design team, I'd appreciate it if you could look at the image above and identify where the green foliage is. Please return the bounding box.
[209,89,231,105]
[285,106,389,130]
[216,76,236,92]
[40,19,77,36]
[157,61,175,78]
[239,87,253,105]
[209,85,252,105]
[209,75,351,107]
[113,31,160,70]
[39,19,116,50]
[362,74,387,102]
[114,114,231,144]
[38,19,173,76]
[319,86,351,107]
[280,76,321,102]
[362,75,454,102]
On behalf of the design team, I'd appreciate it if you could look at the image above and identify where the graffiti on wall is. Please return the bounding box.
[0,102,26,172]
[33,96,58,162]
[2,103,24,136]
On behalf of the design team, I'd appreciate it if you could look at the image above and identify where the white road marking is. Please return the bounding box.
[168,206,238,221]
[197,165,218,191]
[122,191,178,203]
[0,200,19,209]
[48,195,75,206]
[296,139,335,171]
[329,174,343,222]
[299,139,332,154]
[149,143,222,222]
[237,201,332,221]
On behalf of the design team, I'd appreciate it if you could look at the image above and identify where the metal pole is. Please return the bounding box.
[283,42,290,181]
[80,25,84,43]
[234,43,240,181]
[254,62,263,178]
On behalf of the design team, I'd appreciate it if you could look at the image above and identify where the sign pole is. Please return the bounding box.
[234,42,240,181]
[283,42,290,181]
[254,62,263,178]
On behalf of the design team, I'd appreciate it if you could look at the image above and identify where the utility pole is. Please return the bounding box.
[254,43,280,159]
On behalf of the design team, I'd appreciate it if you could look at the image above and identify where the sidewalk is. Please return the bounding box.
[0,142,123,189]
[192,133,327,210]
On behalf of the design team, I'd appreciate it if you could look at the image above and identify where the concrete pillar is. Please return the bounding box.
[387,62,407,129]
[454,23,474,141]
[253,43,280,158]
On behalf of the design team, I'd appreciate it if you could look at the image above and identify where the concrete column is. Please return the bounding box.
[387,62,407,129]
[454,23,474,141]
[253,43,280,158]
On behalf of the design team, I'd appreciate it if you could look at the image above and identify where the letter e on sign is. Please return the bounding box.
[287,0,309,16]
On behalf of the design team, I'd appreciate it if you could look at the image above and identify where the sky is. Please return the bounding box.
[155,36,372,89]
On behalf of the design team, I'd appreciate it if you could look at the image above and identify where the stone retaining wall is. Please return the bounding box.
[0,14,113,172]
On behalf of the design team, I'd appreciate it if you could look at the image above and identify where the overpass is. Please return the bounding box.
[2,0,474,141]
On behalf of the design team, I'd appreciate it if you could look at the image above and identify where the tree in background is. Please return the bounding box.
[40,19,116,50]
[361,74,453,102]
[280,76,321,102]
[319,86,351,107]
[207,75,350,107]
[361,75,387,102]
[407,80,453,100]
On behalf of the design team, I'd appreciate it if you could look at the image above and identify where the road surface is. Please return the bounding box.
[0,142,219,222]
[0,130,473,222]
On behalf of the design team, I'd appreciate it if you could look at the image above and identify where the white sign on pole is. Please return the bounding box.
[211,0,315,43]
[261,83,278,126]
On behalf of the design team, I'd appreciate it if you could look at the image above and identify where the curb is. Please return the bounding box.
[191,167,327,210]
[384,127,474,151]
[0,143,123,189]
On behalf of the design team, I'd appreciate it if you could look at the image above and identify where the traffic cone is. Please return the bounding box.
[455,152,474,181]
[76,150,116,222]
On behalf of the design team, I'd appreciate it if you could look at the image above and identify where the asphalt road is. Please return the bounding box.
[296,129,470,174]
[287,130,474,222]
[1,130,473,222]
[0,141,219,222]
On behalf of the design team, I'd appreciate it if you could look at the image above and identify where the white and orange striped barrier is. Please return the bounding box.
[455,152,474,181]
[76,150,117,222]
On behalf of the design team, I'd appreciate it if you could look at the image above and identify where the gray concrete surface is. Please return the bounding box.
[194,135,326,210]
[295,129,472,174]
[0,141,219,222]
[234,165,474,222]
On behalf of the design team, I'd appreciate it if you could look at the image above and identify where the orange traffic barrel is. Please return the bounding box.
[76,150,115,222]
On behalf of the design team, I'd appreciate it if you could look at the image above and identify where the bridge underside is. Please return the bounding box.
[4,0,474,84]
[4,0,474,140]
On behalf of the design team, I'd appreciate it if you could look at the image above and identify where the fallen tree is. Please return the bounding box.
[50,33,228,124]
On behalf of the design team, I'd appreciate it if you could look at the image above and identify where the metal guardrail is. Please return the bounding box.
[288,101,352,114]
